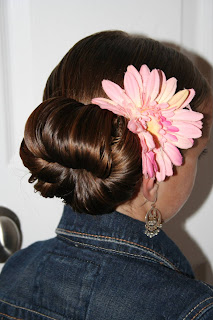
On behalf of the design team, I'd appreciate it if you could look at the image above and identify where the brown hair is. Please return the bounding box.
[20,30,211,214]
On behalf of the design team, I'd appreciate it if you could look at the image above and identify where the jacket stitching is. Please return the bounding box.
[58,235,169,267]
[0,299,58,320]
[47,251,101,267]
[183,297,213,319]
[191,302,213,320]
[201,281,213,293]
[32,251,100,319]
[32,252,79,319]
[56,228,179,271]
[0,312,22,320]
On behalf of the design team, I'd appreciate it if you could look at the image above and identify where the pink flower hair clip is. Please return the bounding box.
[92,65,203,182]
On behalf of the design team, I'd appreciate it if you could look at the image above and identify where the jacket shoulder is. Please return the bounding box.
[86,253,213,320]
[1,238,213,320]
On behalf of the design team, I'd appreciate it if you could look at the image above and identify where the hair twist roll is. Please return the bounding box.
[20,97,142,214]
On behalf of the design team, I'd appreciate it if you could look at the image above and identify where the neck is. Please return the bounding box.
[116,198,151,223]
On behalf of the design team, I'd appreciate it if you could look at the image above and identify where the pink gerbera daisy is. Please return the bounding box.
[92,65,203,181]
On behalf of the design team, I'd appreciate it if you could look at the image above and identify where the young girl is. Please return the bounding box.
[0,30,213,319]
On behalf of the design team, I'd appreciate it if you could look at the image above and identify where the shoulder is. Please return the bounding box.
[0,238,55,295]
[1,237,213,320]
[179,293,213,320]
[0,238,58,319]
[87,252,213,319]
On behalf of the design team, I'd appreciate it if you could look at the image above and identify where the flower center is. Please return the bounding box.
[147,116,162,147]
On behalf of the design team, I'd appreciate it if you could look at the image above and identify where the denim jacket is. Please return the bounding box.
[0,205,213,320]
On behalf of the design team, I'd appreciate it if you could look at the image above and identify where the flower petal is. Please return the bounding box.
[100,80,136,118]
[167,88,195,110]
[163,151,173,176]
[144,69,160,104]
[164,142,182,166]
[164,133,178,142]
[140,64,150,89]
[155,151,166,181]
[171,109,203,121]
[156,149,173,181]
[158,103,170,109]
[146,152,155,178]
[172,122,202,138]
[92,98,127,117]
[180,89,195,109]
[124,71,141,107]
[128,119,144,134]
[142,151,158,178]
[140,131,156,150]
[155,71,166,102]
[102,80,124,105]
[157,77,177,103]
[167,126,179,132]
[172,135,194,149]
[161,108,176,118]
[142,152,148,178]
[127,65,143,94]
[191,120,203,129]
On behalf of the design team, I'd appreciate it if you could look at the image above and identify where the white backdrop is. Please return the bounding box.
[0,0,213,284]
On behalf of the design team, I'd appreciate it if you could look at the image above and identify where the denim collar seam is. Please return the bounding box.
[56,229,179,271]
[57,234,172,268]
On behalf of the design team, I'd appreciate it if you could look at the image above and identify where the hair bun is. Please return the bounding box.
[20,97,142,214]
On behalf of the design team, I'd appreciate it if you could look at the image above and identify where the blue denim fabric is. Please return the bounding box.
[0,205,213,320]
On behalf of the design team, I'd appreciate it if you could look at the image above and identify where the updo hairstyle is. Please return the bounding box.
[20,31,211,214]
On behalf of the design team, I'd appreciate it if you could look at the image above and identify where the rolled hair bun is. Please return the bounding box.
[20,97,142,214]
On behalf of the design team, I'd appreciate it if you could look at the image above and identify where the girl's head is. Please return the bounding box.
[20,30,212,218]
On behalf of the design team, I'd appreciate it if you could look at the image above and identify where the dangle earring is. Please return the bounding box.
[145,195,162,238]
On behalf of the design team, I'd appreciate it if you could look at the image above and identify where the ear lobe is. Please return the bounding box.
[142,177,158,202]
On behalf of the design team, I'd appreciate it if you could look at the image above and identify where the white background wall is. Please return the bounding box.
[0,0,213,284]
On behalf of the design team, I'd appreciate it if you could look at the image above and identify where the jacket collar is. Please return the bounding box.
[56,205,194,278]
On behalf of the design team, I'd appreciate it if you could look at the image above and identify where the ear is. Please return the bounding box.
[142,177,158,202]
